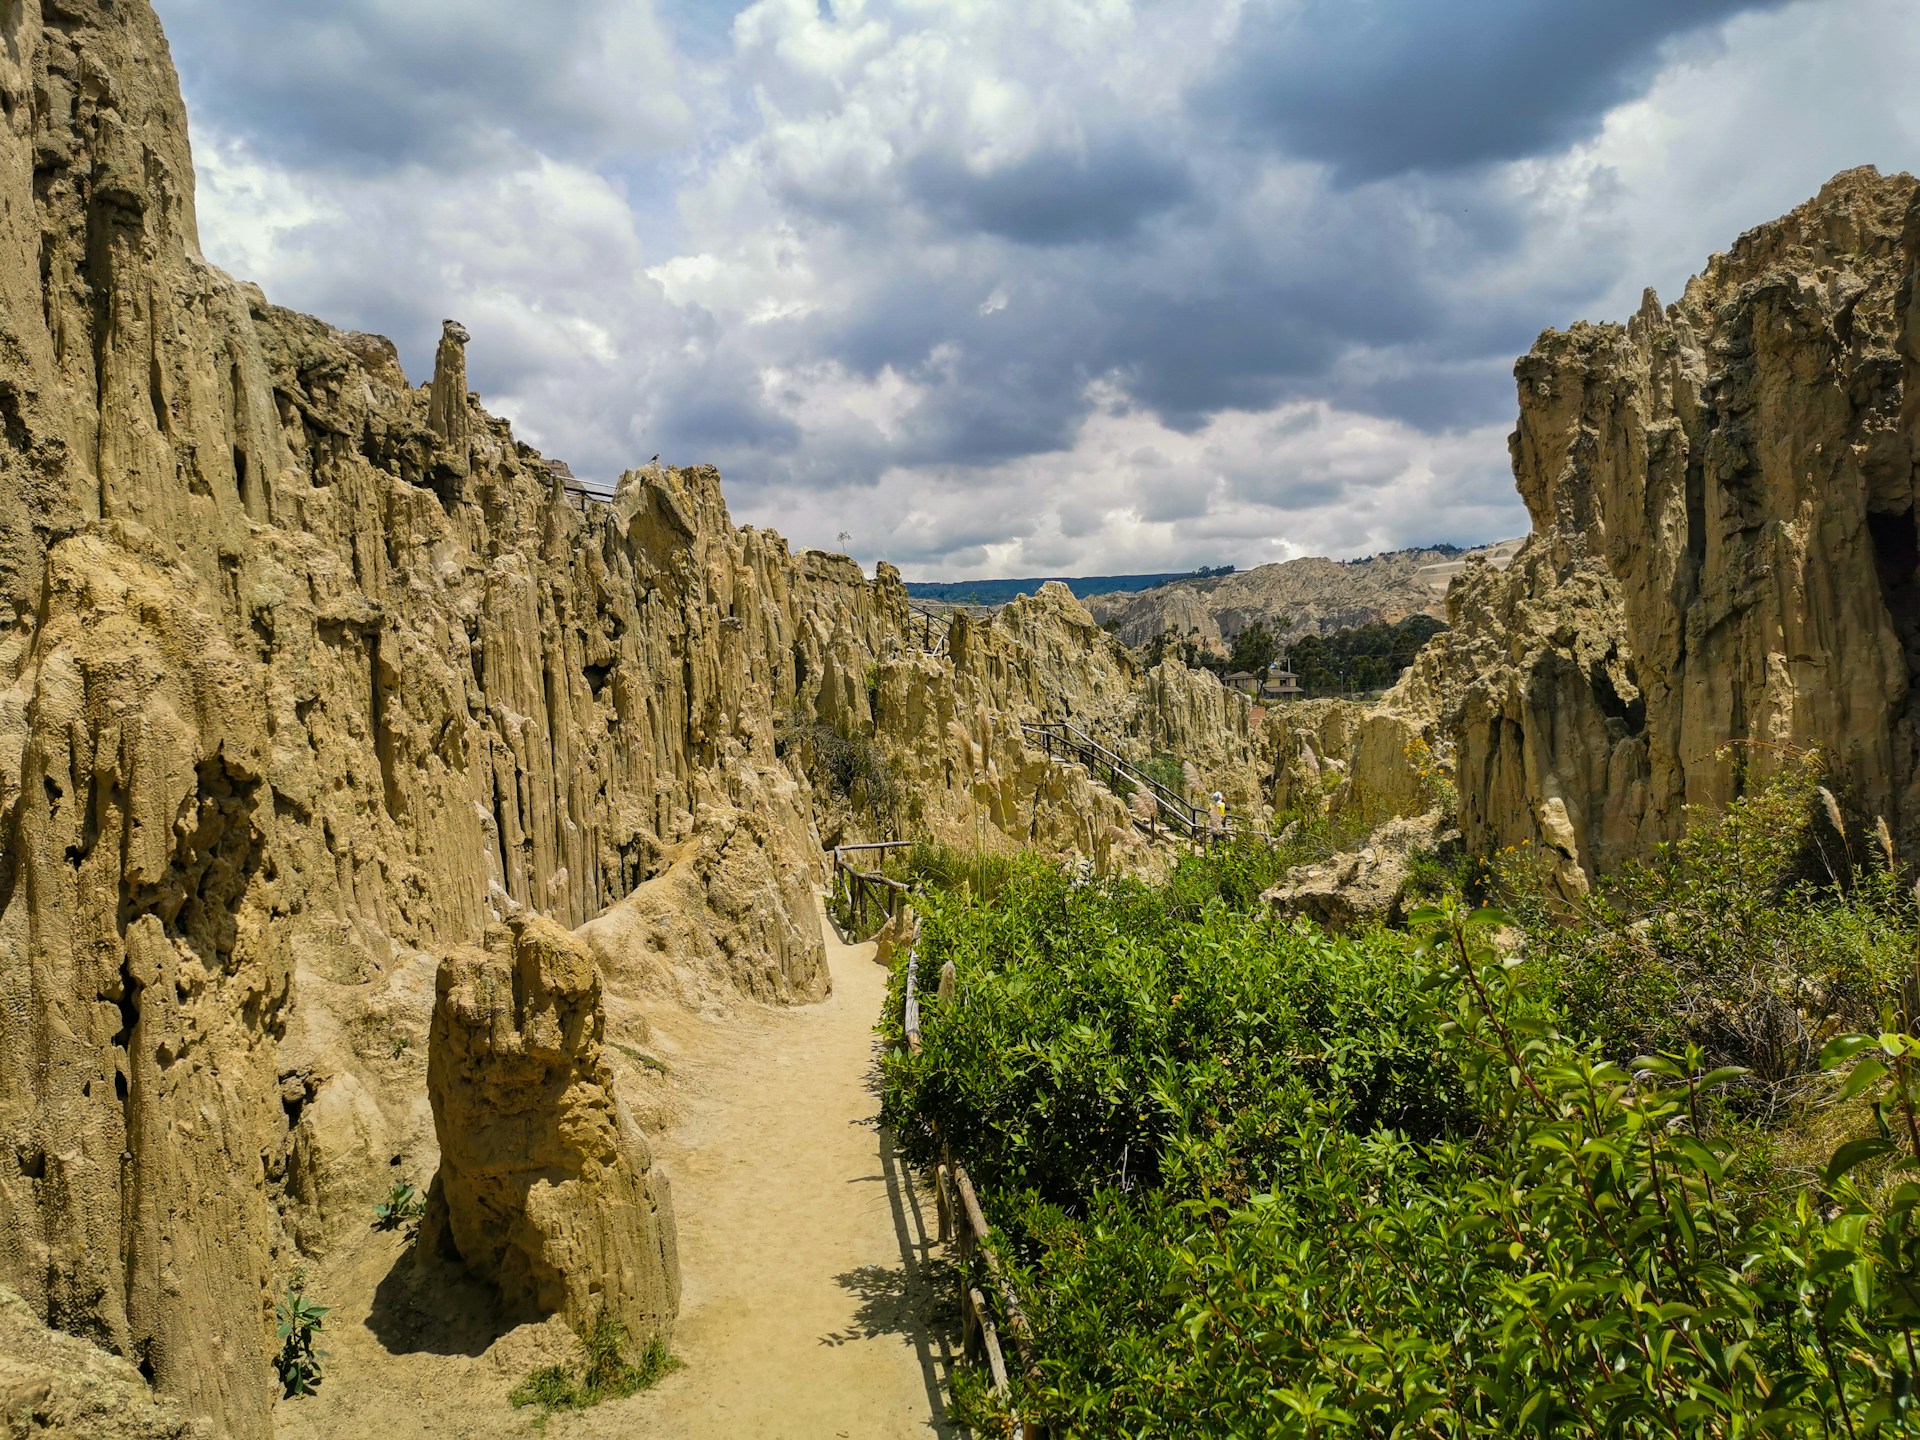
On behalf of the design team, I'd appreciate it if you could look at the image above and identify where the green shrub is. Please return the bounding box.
[883,825,1920,1436]
[273,1279,329,1398]
[372,1179,424,1230]
[1135,751,1186,799]
[1494,762,1918,1118]
[883,857,1464,1214]
[509,1317,680,1411]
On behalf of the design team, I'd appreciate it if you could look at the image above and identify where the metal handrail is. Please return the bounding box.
[1019,721,1205,839]
[1018,721,1270,842]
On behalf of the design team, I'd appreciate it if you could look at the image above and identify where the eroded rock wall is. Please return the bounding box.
[0,6,1270,1435]
[1441,167,1920,878]
[0,3,903,1433]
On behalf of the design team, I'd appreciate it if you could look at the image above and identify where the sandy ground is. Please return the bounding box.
[276,902,958,1440]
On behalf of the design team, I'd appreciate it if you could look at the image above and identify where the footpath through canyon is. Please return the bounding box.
[278,897,954,1440]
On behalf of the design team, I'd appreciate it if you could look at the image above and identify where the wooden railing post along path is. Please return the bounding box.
[900,943,1044,1439]
[831,841,913,935]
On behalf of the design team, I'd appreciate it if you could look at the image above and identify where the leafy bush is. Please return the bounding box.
[882,856,1464,1214]
[1495,761,1918,1120]
[1135,751,1187,799]
[509,1317,680,1411]
[885,833,1920,1437]
[273,1279,329,1398]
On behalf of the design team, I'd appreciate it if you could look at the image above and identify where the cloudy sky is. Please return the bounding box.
[161,0,1920,579]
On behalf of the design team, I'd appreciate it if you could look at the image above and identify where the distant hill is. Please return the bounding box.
[1084,541,1523,651]
[905,566,1234,606]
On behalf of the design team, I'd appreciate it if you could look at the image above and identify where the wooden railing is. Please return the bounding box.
[831,841,912,934]
[902,947,1045,1439]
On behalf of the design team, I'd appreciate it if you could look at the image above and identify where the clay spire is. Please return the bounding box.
[426,318,472,445]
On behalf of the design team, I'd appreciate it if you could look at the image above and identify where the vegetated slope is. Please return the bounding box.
[882,782,1920,1436]
[904,567,1234,607]
[1084,540,1520,651]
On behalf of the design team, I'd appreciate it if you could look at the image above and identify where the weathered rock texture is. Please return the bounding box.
[0,5,1260,1433]
[0,1285,201,1440]
[1266,167,1920,896]
[425,916,678,1343]
[1433,167,1920,878]
[1262,811,1447,932]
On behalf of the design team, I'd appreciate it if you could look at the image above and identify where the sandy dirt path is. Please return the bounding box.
[276,902,957,1440]
[617,905,959,1438]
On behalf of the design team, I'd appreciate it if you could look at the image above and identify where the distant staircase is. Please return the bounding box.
[1020,721,1216,842]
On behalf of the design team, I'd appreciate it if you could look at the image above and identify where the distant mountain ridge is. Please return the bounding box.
[1083,540,1523,650]
[904,566,1235,606]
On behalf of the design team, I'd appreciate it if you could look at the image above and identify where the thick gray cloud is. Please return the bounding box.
[1209,0,1792,181]
[165,0,1914,579]
[163,0,691,171]
[906,136,1194,246]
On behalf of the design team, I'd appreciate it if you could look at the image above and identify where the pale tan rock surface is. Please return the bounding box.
[424,915,679,1345]
[1261,168,1920,896]
[1263,811,1447,932]
[0,1286,202,1440]
[1431,167,1920,877]
[0,6,1249,1434]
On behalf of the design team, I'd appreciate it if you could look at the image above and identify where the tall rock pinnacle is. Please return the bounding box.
[427,318,472,446]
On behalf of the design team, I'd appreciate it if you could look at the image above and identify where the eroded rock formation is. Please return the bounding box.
[1438,166,1920,878]
[0,5,1259,1434]
[1264,167,1920,899]
[425,916,678,1343]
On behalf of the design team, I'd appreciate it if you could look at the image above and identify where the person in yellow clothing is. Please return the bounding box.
[1210,791,1227,837]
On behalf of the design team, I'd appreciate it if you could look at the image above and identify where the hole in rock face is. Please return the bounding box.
[1868,506,1919,596]
[583,663,612,700]
[1868,506,1920,684]
[233,446,250,507]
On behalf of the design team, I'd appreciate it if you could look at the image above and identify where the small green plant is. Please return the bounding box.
[273,1278,329,1398]
[372,1179,424,1230]
[388,1031,411,1058]
[1135,751,1186,799]
[509,1316,680,1411]
[612,1042,672,1074]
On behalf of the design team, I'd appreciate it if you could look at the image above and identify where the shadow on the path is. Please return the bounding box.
[817,1107,961,1433]
[366,1235,520,1358]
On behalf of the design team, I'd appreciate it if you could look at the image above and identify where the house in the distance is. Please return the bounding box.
[1260,659,1303,703]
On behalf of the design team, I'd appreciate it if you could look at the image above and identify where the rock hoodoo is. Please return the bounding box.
[425,915,678,1343]
[425,319,473,448]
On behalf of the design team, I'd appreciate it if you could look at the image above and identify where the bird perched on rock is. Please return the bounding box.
[650,454,659,463]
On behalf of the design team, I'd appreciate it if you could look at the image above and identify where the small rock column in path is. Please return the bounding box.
[424,914,681,1342]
